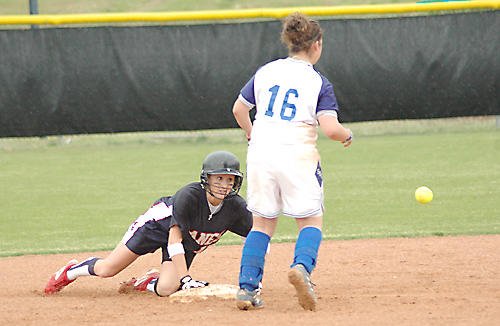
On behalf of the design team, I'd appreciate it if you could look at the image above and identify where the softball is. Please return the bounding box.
[415,186,433,204]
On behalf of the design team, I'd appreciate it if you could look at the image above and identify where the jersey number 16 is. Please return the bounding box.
[265,85,298,121]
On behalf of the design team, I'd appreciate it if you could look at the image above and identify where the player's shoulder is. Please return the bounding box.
[224,194,248,209]
[223,195,252,224]
[154,196,173,206]
[154,182,202,205]
[311,66,332,85]
[314,70,335,96]
[175,182,204,197]
[256,57,287,75]
[167,182,203,204]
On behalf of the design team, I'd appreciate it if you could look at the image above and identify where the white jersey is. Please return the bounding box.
[238,57,339,218]
[239,57,339,148]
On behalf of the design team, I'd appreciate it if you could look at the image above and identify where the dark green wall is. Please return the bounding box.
[0,11,499,137]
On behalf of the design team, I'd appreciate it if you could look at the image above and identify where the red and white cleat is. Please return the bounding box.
[118,269,160,293]
[44,259,79,294]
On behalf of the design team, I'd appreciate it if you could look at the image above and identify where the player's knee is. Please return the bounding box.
[94,262,120,278]
[156,284,178,297]
[95,268,119,278]
[155,279,179,297]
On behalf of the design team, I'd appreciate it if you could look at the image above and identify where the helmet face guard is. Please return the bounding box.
[200,151,243,198]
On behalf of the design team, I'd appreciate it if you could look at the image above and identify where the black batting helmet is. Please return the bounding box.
[200,151,243,198]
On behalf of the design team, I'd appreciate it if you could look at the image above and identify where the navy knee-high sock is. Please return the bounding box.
[66,257,100,280]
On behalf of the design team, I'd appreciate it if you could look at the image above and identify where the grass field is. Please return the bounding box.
[0,0,422,15]
[1,116,499,257]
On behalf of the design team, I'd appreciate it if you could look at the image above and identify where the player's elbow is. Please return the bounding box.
[232,106,239,118]
[232,103,242,118]
[319,116,346,141]
[320,126,337,140]
[232,99,249,117]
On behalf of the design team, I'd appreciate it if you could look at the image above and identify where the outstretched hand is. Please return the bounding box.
[179,275,209,290]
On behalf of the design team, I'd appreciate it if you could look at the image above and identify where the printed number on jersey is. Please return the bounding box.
[265,85,298,121]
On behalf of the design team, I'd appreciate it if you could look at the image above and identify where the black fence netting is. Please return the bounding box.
[0,10,499,137]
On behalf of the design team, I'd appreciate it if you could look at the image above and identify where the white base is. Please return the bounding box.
[168,284,239,303]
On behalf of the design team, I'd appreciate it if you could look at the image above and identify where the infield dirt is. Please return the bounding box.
[1,235,499,325]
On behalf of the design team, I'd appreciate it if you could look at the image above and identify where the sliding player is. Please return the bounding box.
[45,151,252,297]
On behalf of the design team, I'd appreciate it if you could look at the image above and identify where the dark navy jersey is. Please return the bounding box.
[154,182,252,253]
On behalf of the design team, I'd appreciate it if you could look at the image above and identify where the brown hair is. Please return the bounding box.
[281,12,322,54]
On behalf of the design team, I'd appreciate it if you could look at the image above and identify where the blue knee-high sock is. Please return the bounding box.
[239,231,270,291]
[291,227,322,274]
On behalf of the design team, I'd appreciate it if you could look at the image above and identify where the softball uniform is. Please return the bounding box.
[239,57,339,218]
[122,182,252,267]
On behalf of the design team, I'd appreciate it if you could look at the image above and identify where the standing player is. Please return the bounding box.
[232,12,353,311]
[45,151,252,297]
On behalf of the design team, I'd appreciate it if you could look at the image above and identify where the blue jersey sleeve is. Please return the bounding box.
[240,75,256,106]
[317,74,339,113]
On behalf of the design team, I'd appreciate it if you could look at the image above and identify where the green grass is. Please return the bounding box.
[1,116,499,257]
[1,2,497,257]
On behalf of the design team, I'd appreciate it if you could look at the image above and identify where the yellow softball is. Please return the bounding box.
[415,186,433,204]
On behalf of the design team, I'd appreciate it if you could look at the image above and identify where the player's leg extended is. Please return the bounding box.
[45,242,139,294]
[237,216,277,310]
[288,216,322,311]
[92,242,139,277]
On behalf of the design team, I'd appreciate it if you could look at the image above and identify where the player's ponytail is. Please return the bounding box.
[281,12,322,54]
